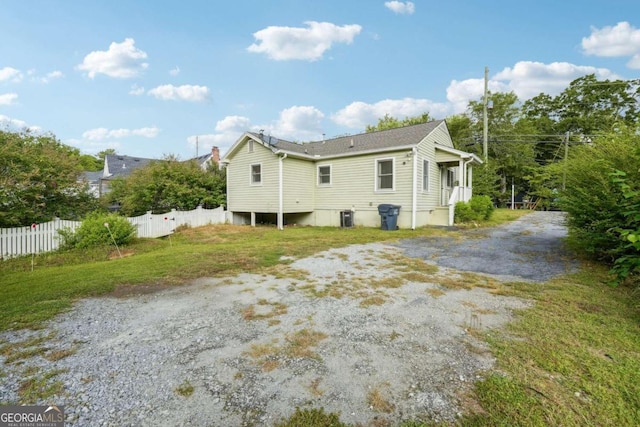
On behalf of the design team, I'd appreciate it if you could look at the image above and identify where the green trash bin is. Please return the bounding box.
[377,204,401,230]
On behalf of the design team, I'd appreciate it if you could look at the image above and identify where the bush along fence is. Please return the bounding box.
[0,206,230,259]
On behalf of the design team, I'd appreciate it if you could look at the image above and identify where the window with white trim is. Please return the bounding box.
[422,159,430,191]
[251,163,262,184]
[376,158,394,191]
[317,165,331,185]
[248,139,254,152]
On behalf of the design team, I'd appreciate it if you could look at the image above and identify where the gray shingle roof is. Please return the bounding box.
[104,155,155,178]
[249,120,444,158]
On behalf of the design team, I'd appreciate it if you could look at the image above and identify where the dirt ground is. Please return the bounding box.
[0,211,577,426]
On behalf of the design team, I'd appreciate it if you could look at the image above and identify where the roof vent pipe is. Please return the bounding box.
[350,138,354,148]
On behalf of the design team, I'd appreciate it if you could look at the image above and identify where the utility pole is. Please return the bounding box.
[196,136,199,158]
[483,66,489,164]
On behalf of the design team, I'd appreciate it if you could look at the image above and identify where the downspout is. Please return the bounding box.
[278,153,287,230]
[411,147,418,230]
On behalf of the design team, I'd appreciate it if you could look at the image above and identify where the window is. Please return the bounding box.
[376,158,394,191]
[251,163,261,184]
[447,169,455,187]
[248,139,254,152]
[422,160,430,191]
[318,165,331,185]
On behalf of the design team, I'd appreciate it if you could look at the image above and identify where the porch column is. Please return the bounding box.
[251,212,256,227]
[467,166,473,199]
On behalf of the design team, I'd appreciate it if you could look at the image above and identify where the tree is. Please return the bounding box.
[366,112,432,132]
[78,154,103,171]
[97,148,116,161]
[105,157,226,216]
[446,114,473,150]
[522,75,640,152]
[559,125,640,263]
[468,92,538,201]
[0,130,98,227]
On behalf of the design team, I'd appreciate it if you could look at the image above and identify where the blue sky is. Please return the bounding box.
[1,1,639,160]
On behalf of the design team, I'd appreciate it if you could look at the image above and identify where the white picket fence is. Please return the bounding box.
[0,206,230,259]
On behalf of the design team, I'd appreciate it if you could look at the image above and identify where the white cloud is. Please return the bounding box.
[82,126,160,141]
[169,66,180,76]
[0,67,23,83]
[77,38,149,79]
[0,93,18,105]
[582,21,640,68]
[446,78,510,113]
[189,108,326,156]
[37,70,64,84]
[187,116,253,155]
[445,61,620,113]
[384,1,415,14]
[132,127,160,138]
[332,97,450,129]
[268,106,325,140]
[147,84,210,102]
[129,84,145,95]
[66,138,120,155]
[247,21,362,61]
[0,115,41,132]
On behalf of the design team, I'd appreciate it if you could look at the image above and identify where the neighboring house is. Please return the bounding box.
[192,146,221,171]
[99,154,155,196]
[79,171,102,197]
[99,148,222,197]
[222,120,482,229]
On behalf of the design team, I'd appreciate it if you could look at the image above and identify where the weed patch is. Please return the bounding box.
[175,380,194,397]
[18,368,67,404]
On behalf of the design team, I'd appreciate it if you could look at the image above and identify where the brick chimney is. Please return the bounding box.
[211,146,220,164]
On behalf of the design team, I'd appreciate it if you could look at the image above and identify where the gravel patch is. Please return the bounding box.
[395,211,579,282]
[0,212,576,426]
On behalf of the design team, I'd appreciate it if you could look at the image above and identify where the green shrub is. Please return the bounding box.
[454,201,475,223]
[469,195,495,220]
[455,196,495,223]
[59,212,136,249]
[560,127,640,264]
[609,169,640,287]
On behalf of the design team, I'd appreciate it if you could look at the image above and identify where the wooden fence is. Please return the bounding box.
[0,206,230,259]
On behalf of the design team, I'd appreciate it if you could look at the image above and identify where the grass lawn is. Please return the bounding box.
[1,208,638,426]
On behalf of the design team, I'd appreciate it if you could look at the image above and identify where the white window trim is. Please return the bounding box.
[374,157,395,192]
[317,164,332,186]
[250,163,262,186]
[422,159,430,192]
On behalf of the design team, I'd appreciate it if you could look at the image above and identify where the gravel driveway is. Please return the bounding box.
[0,211,577,426]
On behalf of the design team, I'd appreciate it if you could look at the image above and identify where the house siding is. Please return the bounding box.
[416,135,441,222]
[283,157,314,212]
[313,150,414,227]
[226,142,280,213]
[430,121,455,147]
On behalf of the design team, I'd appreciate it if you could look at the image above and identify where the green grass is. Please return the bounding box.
[460,264,640,426]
